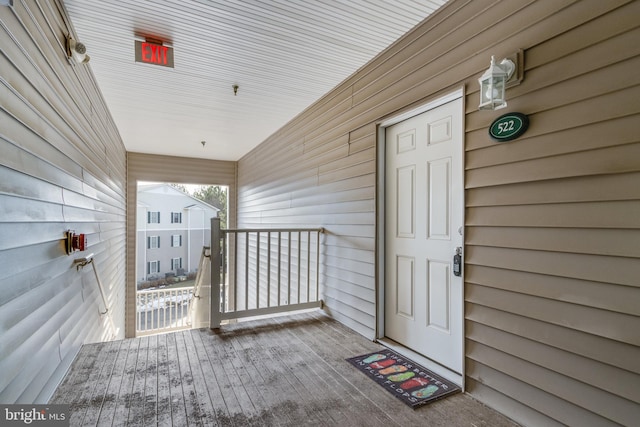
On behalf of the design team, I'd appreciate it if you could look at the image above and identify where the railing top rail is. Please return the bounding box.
[223,227,324,234]
[137,286,194,295]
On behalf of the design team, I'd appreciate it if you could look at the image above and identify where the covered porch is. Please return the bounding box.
[50,311,516,426]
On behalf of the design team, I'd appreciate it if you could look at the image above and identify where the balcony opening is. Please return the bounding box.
[136,181,227,335]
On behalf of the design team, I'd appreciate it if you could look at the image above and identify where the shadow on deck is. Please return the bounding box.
[50,311,518,426]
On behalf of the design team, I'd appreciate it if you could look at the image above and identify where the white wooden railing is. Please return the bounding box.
[136,247,211,336]
[136,287,194,335]
[210,217,324,328]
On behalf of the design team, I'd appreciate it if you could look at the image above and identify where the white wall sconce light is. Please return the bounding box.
[478,51,523,110]
[66,35,90,64]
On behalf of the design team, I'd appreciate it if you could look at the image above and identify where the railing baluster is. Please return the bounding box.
[142,293,146,332]
[245,232,249,311]
[153,292,156,329]
[256,231,260,309]
[307,231,311,303]
[233,232,238,313]
[159,291,163,329]
[267,231,271,308]
[277,232,281,306]
[162,291,165,328]
[297,231,301,304]
[152,293,157,331]
[191,289,194,325]
[162,291,165,329]
[172,290,175,328]
[139,294,142,331]
[163,291,171,329]
[183,290,186,327]
[171,290,174,328]
[316,230,320,302]
[160,291,164,329]
[136,294,140,331]
[177,290,180,328]
[287,231,291,305]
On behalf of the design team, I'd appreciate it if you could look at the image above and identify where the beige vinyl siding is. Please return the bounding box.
[0,0,126,403]
[237,0,640,425]
[126,152,237,337]
[463,1,640,422]
[238,130,377,337]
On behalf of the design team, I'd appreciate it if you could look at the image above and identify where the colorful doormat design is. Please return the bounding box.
[346,348,460,409]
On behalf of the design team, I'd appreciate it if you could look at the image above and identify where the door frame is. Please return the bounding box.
[375,88,466,387]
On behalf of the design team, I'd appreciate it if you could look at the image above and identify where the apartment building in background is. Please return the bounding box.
[136,183,219,284]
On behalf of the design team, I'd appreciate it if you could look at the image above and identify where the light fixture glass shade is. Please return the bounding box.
[478,56,511,110]
[66,36,90,64]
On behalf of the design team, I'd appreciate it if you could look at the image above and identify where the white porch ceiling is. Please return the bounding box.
[63,0,447,161]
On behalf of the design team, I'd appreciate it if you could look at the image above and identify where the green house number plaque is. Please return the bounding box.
[489,112,529,142]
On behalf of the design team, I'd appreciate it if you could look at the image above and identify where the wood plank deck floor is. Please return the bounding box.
[51,311,518,426]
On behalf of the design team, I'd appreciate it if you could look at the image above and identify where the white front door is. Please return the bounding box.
[384,97,464,373]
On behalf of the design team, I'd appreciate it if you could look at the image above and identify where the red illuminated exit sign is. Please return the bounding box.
[135,40,174,68]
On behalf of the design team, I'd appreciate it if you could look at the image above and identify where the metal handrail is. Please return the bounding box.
[74,254,117,340]
[186,246,211,327]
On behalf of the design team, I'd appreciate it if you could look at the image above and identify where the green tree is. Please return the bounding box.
[192,185,228,228]
[170,183,188,193]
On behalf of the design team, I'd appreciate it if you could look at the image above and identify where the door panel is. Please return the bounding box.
[428,158,451,239]
[396,255,415,319]
[428,259,450,331]
[385,97,463,373]
[396,165,415,238]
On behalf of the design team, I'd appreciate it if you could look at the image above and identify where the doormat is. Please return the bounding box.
[346,348,460,409]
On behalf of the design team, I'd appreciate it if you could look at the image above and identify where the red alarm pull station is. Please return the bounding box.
[65,230,87,254]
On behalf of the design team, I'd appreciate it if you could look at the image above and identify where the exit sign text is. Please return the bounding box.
[135,41,174,68]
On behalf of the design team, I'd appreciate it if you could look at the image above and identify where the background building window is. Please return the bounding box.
[147,260,160,274]
[147,211,160,223]
[171,212,182,223]
[147,236,160,249]
[171,257,182,270]
[171,234,182,247]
